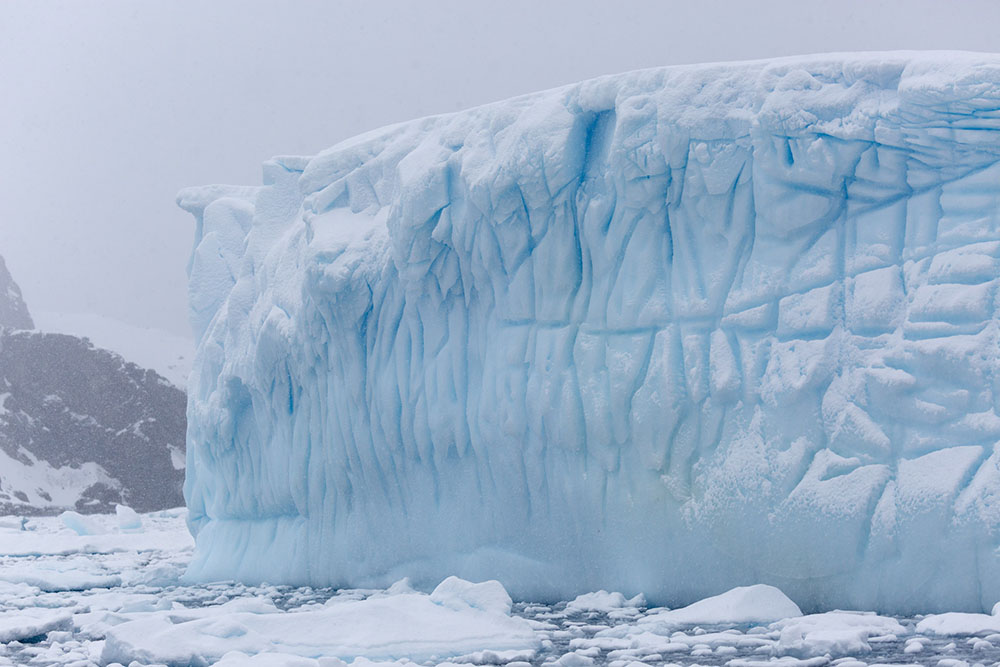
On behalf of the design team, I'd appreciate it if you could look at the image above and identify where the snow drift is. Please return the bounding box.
[179,52,1000,613]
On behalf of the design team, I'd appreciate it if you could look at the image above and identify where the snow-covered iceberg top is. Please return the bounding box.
[179,52,1000,614]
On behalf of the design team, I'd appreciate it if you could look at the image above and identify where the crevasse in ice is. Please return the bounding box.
[178,53,1000,613]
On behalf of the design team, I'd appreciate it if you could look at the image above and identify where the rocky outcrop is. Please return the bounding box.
[0,254,186,514]
[0,255,33,330]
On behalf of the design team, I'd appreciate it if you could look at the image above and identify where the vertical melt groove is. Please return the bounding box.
[179,53,1000,614]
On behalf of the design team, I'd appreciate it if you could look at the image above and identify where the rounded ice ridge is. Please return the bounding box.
[179,52,1000,614]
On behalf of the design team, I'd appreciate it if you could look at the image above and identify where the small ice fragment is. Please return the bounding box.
[430,576,513,615]
[59,510,104,536]
[115,505,143,532]
[386,577,415,595]
[566,591,646,613]
[554,651,596,667]
[650,585,801,626]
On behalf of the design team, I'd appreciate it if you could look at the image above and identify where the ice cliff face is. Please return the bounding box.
[179,53,1000,613]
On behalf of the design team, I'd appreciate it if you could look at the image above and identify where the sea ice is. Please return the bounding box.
[58,511,105,536]
[178,52,1000,613]
[4,511,1000,666]
[0,608,71,643]
[101,577,538,665]
[771,612,907,658]
[916,612,1000,636]
[115,504,142,532]
[643,585,802,626]
[566,590,647,614]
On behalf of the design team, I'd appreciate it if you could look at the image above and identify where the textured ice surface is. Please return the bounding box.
[179,52,1000,613]
[101,578,537,665]
[6,512,1000,667]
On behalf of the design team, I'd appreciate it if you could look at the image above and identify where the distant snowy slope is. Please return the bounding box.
[181,52,1000,613]
[0,330,186,514]
[0,253,187,514]
[0,255,33,330]
[33,311,193,389]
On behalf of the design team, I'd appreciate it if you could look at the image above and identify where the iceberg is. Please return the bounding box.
[179,52,1000,614]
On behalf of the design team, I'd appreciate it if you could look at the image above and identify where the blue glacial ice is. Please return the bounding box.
[178,52,1000,614]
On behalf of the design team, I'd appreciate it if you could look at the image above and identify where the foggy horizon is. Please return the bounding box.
[3,0,1000,338]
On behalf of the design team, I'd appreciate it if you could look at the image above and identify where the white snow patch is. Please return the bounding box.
[168,442,186,470]
[0,446,120,510]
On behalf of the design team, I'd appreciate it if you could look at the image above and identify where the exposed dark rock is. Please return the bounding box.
[0,329,187,513]
[0,253,187,515]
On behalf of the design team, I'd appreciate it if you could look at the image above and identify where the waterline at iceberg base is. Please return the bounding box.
[179,52,1000,614]
[10,511,1000,667]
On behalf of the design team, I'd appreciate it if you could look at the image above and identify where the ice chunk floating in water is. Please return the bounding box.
[179,52,1000,614]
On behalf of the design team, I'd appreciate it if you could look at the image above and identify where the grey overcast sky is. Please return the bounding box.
[2,0,999,338]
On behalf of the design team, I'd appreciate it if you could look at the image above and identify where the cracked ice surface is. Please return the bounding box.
[179,52,1000,613]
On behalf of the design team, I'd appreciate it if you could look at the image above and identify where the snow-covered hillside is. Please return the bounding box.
[0,254,187,515]
[33,311,193,389]
[179,52,1000,613]
[0,329,187,514]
